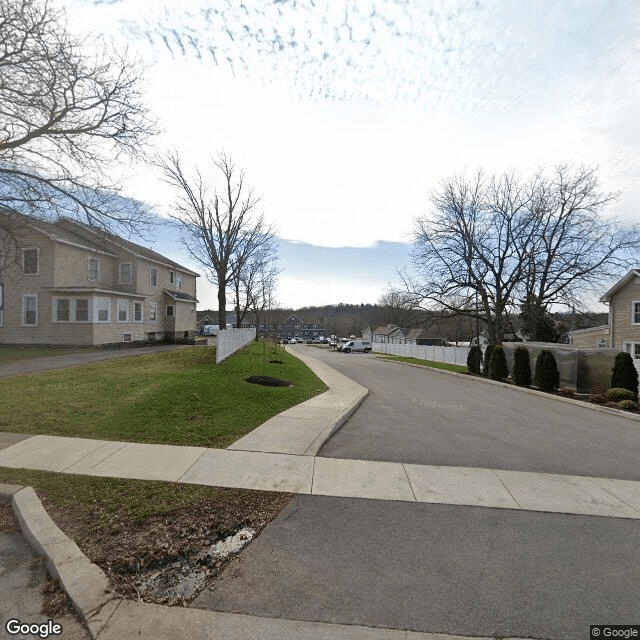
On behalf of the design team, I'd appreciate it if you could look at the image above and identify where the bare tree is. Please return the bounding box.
[403,171,533,344]
[377,290,423,328]
[230,222,279,328]
[0,0,157,234]
[519,165,637,340]
[404,166,639,344]
[160,151,275,330]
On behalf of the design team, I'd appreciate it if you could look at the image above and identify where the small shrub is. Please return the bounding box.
[467,345,481,374]
[558,387,575,397]
[512,346,531,387]
[534,350,560,392]
[588,394,606,404]
[606,387,637,402]
[488,345,509,381]
[618,399,638,411]
[610,352,639,396]
[483,344,494,376]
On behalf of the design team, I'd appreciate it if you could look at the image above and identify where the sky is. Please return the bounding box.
[63,0,640,310]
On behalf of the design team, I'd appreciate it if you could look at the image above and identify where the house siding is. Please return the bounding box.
[0,214,198,347]
[610,278,640,349]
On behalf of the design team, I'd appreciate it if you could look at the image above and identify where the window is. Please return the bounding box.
[123,333,132,342]
[633,301,640,325]
[149,302,157,322]
[190,307,195,316]
[75,299,89,322]
[95,297,110,323]
[22,295,37,326]
[150,267,157,287]
[176,273,182,291]
[117,299,129,322]
[56,298,70,321]
[134,301,143,322]
[23,248,39,274]
[166,305,174,317]
[636,344,640,360]
[88,258,99,281]
[119,263,132,284]
[169,271,174,284]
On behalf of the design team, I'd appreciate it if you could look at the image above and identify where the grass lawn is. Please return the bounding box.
[0,346,85,362]
[0,467,225,529]
[0,342,327,447]
[376,353,468,374]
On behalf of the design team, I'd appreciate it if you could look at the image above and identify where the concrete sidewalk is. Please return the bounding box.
[1,434,639,519]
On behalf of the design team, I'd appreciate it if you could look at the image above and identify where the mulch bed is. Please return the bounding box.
[37,489,293,606]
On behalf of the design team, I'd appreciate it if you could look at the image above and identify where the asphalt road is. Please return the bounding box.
[193,495,640,640]
[308,348,640,480]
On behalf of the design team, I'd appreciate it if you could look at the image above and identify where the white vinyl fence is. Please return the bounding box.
[216,328,257,363]
[372,342,470,366]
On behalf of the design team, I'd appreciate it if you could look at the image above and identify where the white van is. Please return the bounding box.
[341,339,372,353]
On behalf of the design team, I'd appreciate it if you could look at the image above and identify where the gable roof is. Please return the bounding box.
[56,218,199,277]
[2,209,116,256]
[600,270,640,302]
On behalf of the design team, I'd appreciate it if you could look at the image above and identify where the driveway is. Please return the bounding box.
[0,344,191,379]
[308,349,640,481]
[190,346,640,639]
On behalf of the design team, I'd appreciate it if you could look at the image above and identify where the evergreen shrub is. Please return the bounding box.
[610,352,639,396]
[534,350,560,392]
[618,399,638,411]
[488,345,509,381]
[606,387,637,402]
[512,346,531,387]
[467,345,481,374]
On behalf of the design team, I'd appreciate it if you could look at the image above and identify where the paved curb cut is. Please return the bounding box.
[286,345,369,456]
[1,482,118,639]
[374,356,640,424]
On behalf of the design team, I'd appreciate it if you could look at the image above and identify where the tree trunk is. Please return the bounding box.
[217,276,227,330]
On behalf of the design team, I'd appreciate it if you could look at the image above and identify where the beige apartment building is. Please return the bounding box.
[0,213,198,346]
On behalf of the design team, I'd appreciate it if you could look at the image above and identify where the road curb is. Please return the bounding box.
[1,482,118,639]
[286,345,370,456]
[374,355,640,424]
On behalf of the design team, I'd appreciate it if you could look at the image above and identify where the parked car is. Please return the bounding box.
[341,340,372,353]
[288,338,297,344]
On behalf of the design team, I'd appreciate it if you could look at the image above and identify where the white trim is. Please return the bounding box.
[149,302,157,323]
[22,247,39,275]
[631,300,640,325]
[166,305,175,317]
[122,332,132,342]
[169,270,175,284]
[94,297,111,323]
[88,257,99,282]
[117,299,129,323]
[150,266,158,287]
[21,294,38,326]
[133,300,143,323]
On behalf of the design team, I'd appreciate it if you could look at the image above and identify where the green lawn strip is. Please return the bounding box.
[0,346,85,362]
[0,467,223,532]
[0,343,328,447]
[376,353,468,374]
